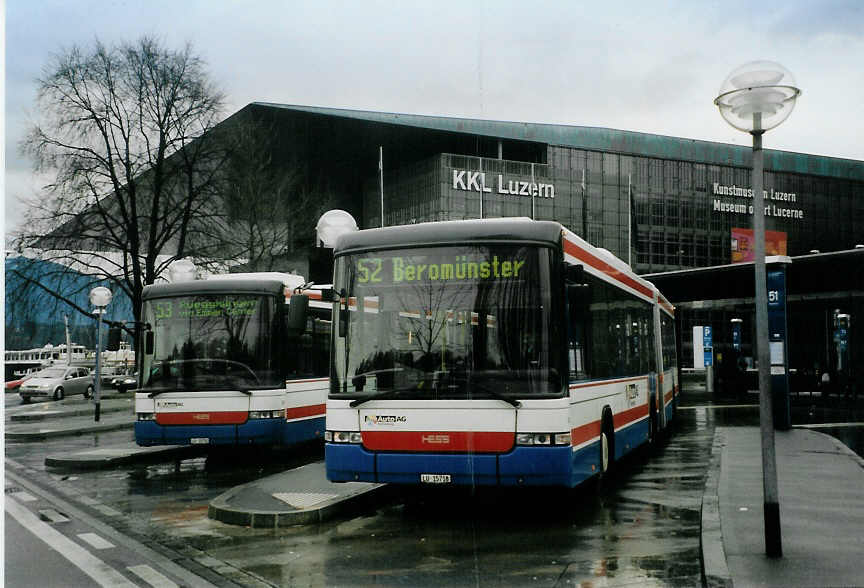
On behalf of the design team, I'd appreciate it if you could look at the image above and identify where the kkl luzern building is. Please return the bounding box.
[235,103,863,380]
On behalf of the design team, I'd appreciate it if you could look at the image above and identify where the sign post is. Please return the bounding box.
[767,256,792,430]
[694,326,713,393]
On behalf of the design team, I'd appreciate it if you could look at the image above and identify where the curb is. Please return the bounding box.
[44,444,206,470]
[799,428,864,470]
[10,404,131,422]
[208,479,392,528]
[701,428,733,588]
[6,420,132,440]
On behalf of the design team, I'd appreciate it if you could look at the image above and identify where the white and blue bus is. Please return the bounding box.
[324,218,677,487]
[134,273,331,447]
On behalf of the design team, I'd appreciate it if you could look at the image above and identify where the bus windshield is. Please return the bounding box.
[332,244,564,400]
[141,293,278,391]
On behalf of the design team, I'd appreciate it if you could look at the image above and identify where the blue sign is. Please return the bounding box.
[703,326,713,367]
[766,264,790,429]
[767,268,787,342]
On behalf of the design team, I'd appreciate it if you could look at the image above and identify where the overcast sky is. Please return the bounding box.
[4,0,863,232]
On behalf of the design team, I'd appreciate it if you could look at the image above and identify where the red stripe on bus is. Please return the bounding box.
[563,238,654,299]
[155,411,247,425]
[571,420,602,446]
[285,404,326,420]
[665,390,674,403]
[613,404,649,430]
[660,299,675,316]
[285,290,323,300]
[361,431,514,452]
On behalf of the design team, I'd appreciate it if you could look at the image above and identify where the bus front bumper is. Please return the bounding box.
[134,419,284,447]
[325,443,592,487]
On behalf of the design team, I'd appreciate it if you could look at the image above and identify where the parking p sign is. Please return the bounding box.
[693,326,713,368]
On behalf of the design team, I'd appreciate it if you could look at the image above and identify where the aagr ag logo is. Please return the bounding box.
[364,415,407,426]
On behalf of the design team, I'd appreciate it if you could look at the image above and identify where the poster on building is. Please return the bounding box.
[731,228,787,263]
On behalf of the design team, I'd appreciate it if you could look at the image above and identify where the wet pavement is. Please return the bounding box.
[5,383,864,587]
[200,418,716,587]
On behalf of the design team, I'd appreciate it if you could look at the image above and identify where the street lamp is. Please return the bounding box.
[89,286,113,422]
[715,60,800,559]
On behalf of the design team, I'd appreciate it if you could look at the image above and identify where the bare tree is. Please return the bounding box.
[206,116,337,273]
[11,36,226,344]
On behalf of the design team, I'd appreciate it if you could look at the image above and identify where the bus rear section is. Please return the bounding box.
[324,219,675,488]
[134,274,330,447]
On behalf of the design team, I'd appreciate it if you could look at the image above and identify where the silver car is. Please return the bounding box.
[19,366,94,403]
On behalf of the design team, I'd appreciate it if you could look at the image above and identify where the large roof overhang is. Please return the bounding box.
[644,248,864,308]
[253,103,864,181]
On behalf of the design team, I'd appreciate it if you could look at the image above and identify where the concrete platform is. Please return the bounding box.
[8,395,389,528]
[5,410,133,440]
[208,461,389,527]
[45,442,206,470]
[10,401,131,422]
[702,426,864,587]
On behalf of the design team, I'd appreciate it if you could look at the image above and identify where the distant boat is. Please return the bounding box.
[4,343,91,380]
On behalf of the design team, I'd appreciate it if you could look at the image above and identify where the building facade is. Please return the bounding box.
[237,103,862,381]
[238,104,862,275]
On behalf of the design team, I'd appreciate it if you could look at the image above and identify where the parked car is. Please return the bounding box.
[19,366,93,403]
[96,366,126,387]
[110,373,138,393]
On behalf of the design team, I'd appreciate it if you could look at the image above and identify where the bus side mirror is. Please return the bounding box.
[565,264,584,284]
[107,327,122,351]
[145,330,154,355]
[286,294,309,333]
[338,291,348,338]
[566,283,590,317]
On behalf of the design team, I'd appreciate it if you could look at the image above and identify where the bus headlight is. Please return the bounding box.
[517,432,571,446]
[325,430,362,443]
[137,412,156,421]
[249,410,283,419]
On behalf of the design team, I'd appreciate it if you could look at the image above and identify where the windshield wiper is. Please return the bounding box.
[146,387,254,398]
[435,371,522,408]
[347,374,522,409]
[349,388,412,408]
[468,381,522,408]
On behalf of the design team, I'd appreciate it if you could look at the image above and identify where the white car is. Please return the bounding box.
[19,366,94,403]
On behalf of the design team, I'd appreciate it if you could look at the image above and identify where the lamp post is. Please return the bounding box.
[89,286,113,422]
[714,60,800,558]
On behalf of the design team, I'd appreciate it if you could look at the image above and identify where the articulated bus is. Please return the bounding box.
[134,273,331,447]
[324,218,677,487]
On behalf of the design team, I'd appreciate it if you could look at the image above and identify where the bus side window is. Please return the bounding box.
[566,282,590,380]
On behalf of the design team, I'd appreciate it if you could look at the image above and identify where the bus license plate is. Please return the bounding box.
[420,474,451,484]
[190,438,210,445]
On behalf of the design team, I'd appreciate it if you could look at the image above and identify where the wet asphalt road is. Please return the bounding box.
[5,386,863,587]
